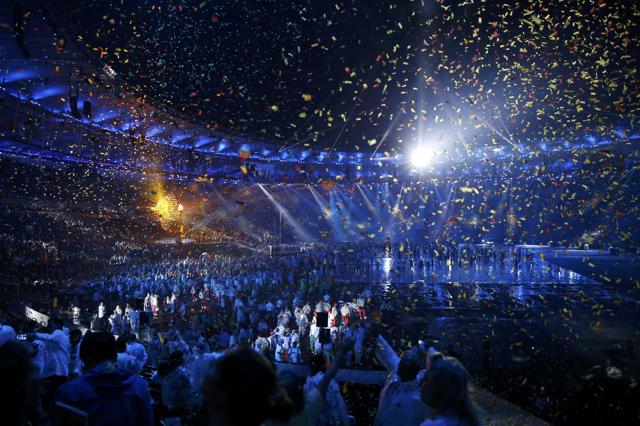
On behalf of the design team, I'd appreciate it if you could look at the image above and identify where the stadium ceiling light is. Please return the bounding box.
[409,144,435,170]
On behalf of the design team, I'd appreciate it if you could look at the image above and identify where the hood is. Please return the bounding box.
[83,361,137,391]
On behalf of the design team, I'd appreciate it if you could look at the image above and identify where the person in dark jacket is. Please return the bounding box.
[55,332,153,426]
[0,341,41,426]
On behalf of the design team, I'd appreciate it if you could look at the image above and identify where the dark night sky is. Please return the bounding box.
[62,0,640,153]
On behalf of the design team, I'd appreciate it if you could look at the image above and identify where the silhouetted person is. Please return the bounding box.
[304,352,350,426]
[55,332,153,426]
[375,352,430,425]
[420,357,481,426]
[205,347,293,426]
[0,341,41,426]
[270,338,354,426]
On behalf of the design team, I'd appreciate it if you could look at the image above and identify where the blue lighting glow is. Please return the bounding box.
[171,132,190,143]
[196,135,214,148]
[32,85,67,100]
[146,125,165,138]
[5,69,38,83]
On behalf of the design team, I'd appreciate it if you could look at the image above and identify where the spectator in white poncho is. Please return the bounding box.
[374,351,430,426]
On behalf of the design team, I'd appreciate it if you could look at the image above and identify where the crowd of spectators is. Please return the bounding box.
[44,241,535,370]
[0,239,501,425]
[0,313,481,426]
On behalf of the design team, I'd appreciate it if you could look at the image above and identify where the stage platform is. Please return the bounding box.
[544,249,640,286]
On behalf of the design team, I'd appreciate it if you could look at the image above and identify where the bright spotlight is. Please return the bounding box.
[410,145,435,169]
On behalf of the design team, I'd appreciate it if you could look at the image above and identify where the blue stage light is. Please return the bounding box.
[409,144,435,169]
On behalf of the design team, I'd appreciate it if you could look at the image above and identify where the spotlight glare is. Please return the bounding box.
[410,145,434,169]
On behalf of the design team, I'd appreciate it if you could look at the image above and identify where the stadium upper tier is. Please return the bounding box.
[1,1,639,183]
